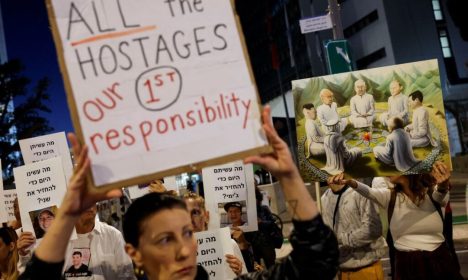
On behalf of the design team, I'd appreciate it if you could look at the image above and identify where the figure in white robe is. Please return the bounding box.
[349,93,375,128]
[379,81,409,126]
[322,119,362,175]
[317,89,347,132]
[303,104,325,157]
[305,119,325,157]
[374,117,420,172]
[405,91,437,148]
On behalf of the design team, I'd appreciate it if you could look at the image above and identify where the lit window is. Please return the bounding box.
[432,0,443,20]
[442,47,452,58]
[440,37,449,47]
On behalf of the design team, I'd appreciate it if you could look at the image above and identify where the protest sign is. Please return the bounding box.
[293,59,451,182]
[203,161,257,232]
[0,160,17,224]
[20,132,74,183]
[195,227,235,280]
[0,189,17,224]
[46,0,269,190]
[13,157,69,239]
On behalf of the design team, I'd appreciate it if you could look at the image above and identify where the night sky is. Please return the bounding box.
[2,0,73,134]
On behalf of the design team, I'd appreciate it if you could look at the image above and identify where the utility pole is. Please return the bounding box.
[328,0,344,40]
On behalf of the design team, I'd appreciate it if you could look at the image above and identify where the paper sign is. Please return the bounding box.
[299,14,333,34]
[293,59,451,182]
[20,132,74,184]
[203,161,257,232]
[195,227,234,280]
[0,160,17,224]
[47,0,269,189]
[13,157,69,239]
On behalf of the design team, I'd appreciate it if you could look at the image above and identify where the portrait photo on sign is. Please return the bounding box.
[29,205,58,239]
[292,59,451,182]
[218,200,248,228]
[64,248,92,278]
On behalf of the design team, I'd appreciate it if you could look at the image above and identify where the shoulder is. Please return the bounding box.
[97,222,123,239]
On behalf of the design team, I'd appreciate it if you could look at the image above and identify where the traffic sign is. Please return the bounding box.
[299,14,333,34]
[324,40,354,74]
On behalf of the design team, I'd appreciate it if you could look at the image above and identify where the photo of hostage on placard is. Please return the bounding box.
[64,248,92,278]
[293,59,451,182]
[218,201,248,228]
[28,205,57,239]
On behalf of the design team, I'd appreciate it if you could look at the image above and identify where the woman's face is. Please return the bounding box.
[128,208,198,280]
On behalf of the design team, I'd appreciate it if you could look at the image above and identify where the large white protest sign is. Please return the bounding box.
[46,0,269,190]
[13,157,69,239]
[20,132,74,183]
[195,227,235,280]
[203,161,257,232]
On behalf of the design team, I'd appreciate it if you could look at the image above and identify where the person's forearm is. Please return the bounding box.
[279,169,318,221]
[35,211,78,263]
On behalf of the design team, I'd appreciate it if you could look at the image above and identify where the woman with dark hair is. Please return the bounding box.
[329,164,463,280]
[18,106,339,280]
[0,227,19,280]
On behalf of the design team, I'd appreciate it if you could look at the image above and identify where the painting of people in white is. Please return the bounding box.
[303,103,325,158]
[322,119,362,175]
[349,79,375,129]
[292,59,451,181]
[373,117,420,172]
[405,90,438,148]
[379,80,409,127]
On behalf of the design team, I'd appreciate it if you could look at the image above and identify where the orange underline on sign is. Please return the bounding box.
[70,25,157,47]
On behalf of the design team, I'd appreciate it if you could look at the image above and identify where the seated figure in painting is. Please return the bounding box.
[317,89,347,132]
[303,103,325,157]
[405,90,437,148]
[322,119,362,175]
[373,117,420,172]
[379,80,409,127]
[349,79,375,129]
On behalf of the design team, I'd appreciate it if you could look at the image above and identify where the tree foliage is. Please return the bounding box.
[0,59,52,185]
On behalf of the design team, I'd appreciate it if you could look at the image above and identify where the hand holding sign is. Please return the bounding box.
[61,133,123,217]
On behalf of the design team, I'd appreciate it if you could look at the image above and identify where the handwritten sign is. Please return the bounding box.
[13,157,69,239]
[195,228,234,280]
[47,0,269,189]
[20,132,74,184]
[203,161,257,232]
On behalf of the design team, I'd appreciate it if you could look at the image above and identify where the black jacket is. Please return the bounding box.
[19,215,338,280]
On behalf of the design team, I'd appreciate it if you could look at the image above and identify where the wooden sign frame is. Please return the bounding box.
[45,0,272,192]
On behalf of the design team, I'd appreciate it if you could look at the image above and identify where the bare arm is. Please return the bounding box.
[34,133,122,263]
[244,106,318,221]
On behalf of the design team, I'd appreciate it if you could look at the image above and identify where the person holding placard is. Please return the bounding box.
[328,163,463,280]
[183,192,249,275]
[18,106,339,280]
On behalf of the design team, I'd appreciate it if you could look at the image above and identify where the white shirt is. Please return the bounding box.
[354,181,448,251]
[388,94,408,120]
[408,106,430,139]
[317,103,340,126]
[350,93,375,117]
[63,221,136,280]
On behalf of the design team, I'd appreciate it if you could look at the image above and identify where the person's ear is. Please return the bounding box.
[205,210,210,224]
[125,243,143,268]
[8,241,15,252]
